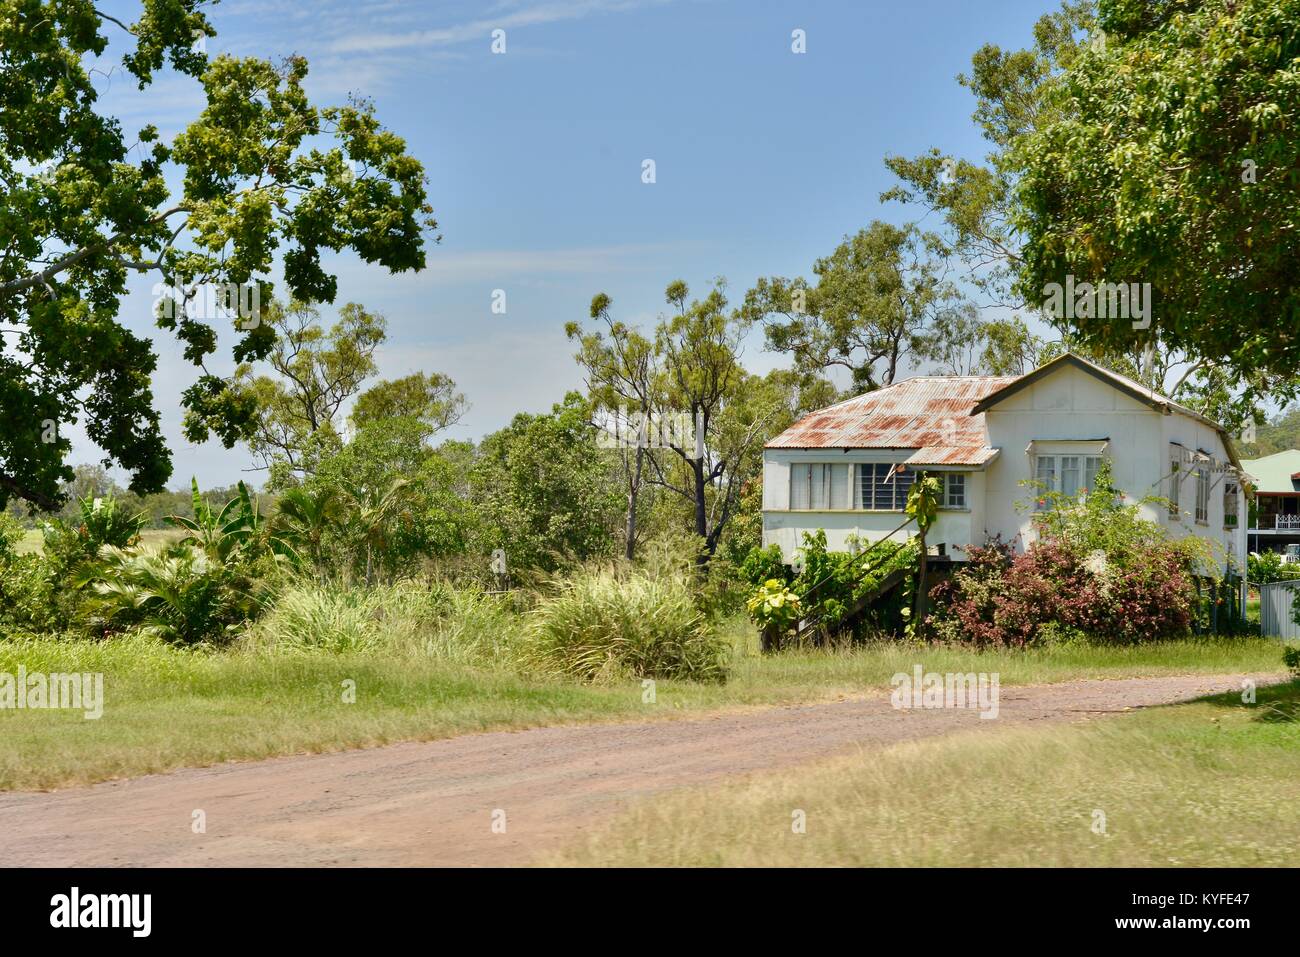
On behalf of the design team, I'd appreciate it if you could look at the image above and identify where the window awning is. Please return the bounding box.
[903,446,999,470]
[1025,439,1110,456]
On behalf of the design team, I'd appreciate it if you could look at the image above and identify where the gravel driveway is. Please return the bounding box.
[0,672,1275,867]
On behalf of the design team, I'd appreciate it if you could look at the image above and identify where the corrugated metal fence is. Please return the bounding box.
[1259,580,1300,639]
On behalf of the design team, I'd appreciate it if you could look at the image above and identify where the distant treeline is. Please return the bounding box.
[4,464,264,530]
[1241,406,1300,458]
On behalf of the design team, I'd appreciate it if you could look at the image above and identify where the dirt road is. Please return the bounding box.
[0,673,1272,867]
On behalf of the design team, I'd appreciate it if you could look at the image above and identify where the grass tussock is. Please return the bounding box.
[241,581,517,663]
[523,566,730,683]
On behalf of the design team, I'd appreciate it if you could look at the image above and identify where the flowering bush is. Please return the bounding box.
[930,537,1198,647]
[928,467,1207,647]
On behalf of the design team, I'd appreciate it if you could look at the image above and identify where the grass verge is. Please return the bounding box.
[543,680,1300,866]
[0,624,1288,791]
[15,528,183,556]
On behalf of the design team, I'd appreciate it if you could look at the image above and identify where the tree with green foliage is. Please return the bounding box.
[650,280,783,562]
[233,299,386,484]
[271,485,343,578]
[349,372,467,444]
[1239,405,1300,457]
[568,292,661,561]
[882,0,1295,432]
[934,315,1045,377]
[742,222,976,393]
[470,393,623,575]
[0,1,435,511]
[711,365,838,573]
[1014,0,1300,390]
[307,416,473,582]
[571,284,835,566]
[1247,550,1300,585]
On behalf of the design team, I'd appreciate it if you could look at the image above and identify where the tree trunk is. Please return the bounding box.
[624,445,643,561]
[914,527,928,630]
[692,456,709,566]
[761,623,782,654]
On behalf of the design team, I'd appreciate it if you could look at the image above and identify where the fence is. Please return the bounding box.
[1259,579,1300,639]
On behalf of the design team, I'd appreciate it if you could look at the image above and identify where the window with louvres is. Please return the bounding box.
[854,463,913,511]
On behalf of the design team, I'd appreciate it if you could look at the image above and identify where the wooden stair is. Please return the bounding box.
[792,565,913,642]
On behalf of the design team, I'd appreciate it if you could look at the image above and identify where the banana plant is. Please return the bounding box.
[75,545,260,645]
[167,478,261,564]
[168,478,301,568]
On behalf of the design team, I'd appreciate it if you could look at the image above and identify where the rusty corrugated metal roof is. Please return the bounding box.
[766,376,1015,463]
[904,445,1001,467]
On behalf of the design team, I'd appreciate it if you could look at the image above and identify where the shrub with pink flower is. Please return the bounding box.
[927,462,1206,646]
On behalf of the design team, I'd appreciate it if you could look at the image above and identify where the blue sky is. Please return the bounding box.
[90,0,1058,488]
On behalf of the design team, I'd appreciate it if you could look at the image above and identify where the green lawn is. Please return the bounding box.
[15,529,42,556]
[0,624,1288,791]
[545,680,1300,867]
[15,527,184,556]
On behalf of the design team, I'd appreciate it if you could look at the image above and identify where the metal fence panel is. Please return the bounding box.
[1260,580,1300,639]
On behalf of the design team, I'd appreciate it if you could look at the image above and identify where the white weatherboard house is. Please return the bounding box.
[761,353,1247,575]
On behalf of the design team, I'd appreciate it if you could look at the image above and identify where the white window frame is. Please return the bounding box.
[1034,455,1057,510]
[939,472,967,509]
[788,462,851,510]
[1035,454,1103,509]
[1195,465,1210,525]
[790,462,852,512]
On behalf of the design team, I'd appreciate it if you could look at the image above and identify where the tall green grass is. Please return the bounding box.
[524,566,730,682]
[0,618,1288,790]
[230,568,733,683]
[241,580,518,663]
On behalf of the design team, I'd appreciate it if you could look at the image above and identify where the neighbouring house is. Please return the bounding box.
[761,352,1247,577]
[1240,449,1300,556]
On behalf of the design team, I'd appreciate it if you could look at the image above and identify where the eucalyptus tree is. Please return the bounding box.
[650,280,786,562]
[567,292,660,560]
[233,299,387,485]
[349,372,467,445]
[741,222,976,394]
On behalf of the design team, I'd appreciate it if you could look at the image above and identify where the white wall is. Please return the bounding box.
[982,363,1162,549]
[1159,408,1246,575]
[761,448,983,559]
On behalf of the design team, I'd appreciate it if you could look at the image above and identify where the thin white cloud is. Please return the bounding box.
[329,0,669,55]
[414,242,700,280]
